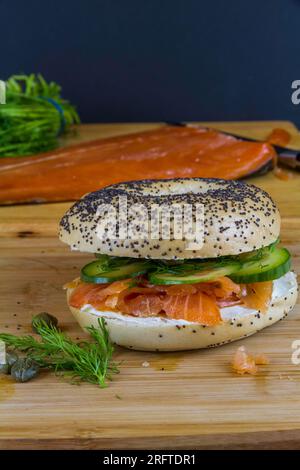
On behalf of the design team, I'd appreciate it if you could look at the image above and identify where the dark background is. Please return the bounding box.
[1,0,300,125]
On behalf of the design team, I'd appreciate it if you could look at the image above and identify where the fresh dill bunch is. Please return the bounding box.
[0,74,80,157]
[0,318,118,387]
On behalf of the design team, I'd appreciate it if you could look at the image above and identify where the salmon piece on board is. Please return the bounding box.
[0,126,276,204]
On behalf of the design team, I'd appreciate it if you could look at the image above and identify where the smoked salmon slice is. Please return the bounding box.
[69,276,242,326]
[121,295,163,317]
[69,279,130,309]
[232,346,270,375]
[161,291,221,325]
[232,346,258,375]
[0,125,276,204]
[242,281,273,313]
[69,283,106,309]
[69,276,272,325]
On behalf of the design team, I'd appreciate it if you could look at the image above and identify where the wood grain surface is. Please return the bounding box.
[0,122,299,450]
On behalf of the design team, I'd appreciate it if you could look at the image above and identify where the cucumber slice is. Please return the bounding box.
[230,247,291,283]
[149,262,241,285]
[81,259,149,283]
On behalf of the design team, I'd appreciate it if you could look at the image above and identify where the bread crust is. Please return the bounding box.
[59,178,280,259]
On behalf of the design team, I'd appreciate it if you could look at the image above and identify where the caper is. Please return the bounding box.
[32,312,58,333]
[11,358,40,383]
[0,363,9,375]
[0,351,18,374]
[6,351,18,369]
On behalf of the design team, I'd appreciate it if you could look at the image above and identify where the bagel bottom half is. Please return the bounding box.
[67,272,298,351]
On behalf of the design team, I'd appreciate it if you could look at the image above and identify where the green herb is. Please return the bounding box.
[0,74,80,157]
[269,237,280,251]
[32,312,58,333]
[0,350,19,375]
[95,254,145,272]
[92,241,280,279]
[0,318,119,387]
[6,351,18,370]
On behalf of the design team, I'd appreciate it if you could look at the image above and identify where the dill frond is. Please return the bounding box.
[0,318,118,387]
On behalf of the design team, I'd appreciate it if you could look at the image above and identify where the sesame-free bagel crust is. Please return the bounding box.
[59,178,280,259]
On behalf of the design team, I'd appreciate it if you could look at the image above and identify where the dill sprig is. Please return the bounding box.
[0,74,80,157]
[0,318,119,387]
[95,254,136,271]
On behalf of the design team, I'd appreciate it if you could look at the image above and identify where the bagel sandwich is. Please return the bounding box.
[59,178,298,351]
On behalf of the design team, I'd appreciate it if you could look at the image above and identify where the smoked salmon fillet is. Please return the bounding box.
[0,125,276,205]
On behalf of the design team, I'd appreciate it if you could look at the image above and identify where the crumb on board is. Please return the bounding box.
[278,374,294,381]
[142,361,150,368]
[232,346,270,375]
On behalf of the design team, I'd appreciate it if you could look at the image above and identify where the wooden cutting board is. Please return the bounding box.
[0,122,299,450]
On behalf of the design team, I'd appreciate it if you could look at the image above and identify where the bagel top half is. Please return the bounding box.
[59,178,280,259]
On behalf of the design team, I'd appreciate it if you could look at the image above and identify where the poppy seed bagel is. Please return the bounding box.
[59,178,280,259]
